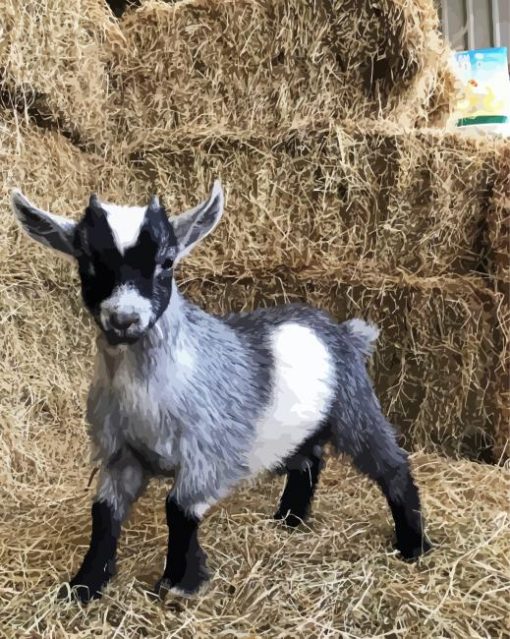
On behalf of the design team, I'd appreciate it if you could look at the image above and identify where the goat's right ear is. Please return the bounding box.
[11,190,77,258]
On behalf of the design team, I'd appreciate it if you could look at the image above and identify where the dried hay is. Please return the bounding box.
[3,150,507,630]
[0,110,507,460]
[111,0,457,150]
[0,0,122,147]
[0,112,111,473]
[487,145,510,461]
[0,0,509,636]
[488,145,510,292]
[0,0,459,149]
[131,122,506,280]
[0,442,508,638]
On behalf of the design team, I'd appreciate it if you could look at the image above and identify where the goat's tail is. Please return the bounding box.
[343,318,380,358]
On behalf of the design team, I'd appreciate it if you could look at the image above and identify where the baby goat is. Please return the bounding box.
[11,181,431,603]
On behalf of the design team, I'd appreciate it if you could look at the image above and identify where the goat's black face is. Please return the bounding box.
[73,196,178,346]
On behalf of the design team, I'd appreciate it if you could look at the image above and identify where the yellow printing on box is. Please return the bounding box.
[452,47,510,133]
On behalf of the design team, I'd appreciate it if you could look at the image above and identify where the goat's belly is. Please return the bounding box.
[248,323,335,474]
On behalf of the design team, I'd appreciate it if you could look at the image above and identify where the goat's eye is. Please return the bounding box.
[161,258,173,270]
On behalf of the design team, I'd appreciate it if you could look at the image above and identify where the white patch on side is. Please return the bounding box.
[100,284,153,331]
[248,323,335,474]
[348,318,380,343]
[102,202,148,255]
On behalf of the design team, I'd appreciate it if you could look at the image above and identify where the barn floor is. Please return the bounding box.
[1,451,508,639]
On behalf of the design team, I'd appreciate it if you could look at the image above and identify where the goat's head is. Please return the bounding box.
[11,181,224,345]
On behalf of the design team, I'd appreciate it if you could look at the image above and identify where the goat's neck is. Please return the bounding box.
[149,283,202,350]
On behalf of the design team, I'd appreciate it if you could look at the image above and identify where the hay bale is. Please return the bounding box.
[0,107,142,240]
[0,111,99,469]
[132,123,505,280]
[488,145,510,294]
[0,446,508,637]
[0,0,122,147]
[0,110,505,460]
[487,146,510,460]
[0,107,147,431]
[0,109,97,283]
[113,0,457,150]
[0,0,458,149]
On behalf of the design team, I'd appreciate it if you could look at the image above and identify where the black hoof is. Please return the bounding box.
[274,508,307,529]
[57,580,104,604]
[57,565,115,604]
[154,552,210,599]
[395,536,433,562]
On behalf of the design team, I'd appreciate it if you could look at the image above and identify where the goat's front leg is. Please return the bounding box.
[58,450,147,603]
[154,494,211,598]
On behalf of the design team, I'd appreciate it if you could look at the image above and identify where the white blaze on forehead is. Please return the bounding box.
[101,202,148,255]
[249,323,335,474]
[100,284,153,329]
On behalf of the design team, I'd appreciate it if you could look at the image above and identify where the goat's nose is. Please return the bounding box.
[109,311,140,330]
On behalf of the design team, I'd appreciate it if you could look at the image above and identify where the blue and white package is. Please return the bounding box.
[451,47,510,136]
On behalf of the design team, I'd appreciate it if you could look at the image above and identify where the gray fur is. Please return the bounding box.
[88,288,272,518]
[87,289,403,523]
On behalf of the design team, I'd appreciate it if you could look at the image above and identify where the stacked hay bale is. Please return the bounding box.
[0,109,142,487]
[0,0,506,462]
[487,146,510,460]
[0,0,456,149]
[110,0,456,152]
[0,0,124,147]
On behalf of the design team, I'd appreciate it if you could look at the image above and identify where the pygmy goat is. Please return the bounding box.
[11,181,432,603]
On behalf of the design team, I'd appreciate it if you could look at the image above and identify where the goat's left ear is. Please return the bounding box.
[11,189,77,258]
[171,180,224,261]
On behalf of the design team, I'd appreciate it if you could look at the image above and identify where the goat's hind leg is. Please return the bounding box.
[274,426,329,528]
[375,453,432,561]
[332,404,432,561]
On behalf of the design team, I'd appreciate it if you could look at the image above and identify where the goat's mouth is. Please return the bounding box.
[104,329,143,346]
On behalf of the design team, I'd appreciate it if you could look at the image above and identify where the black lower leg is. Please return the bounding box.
[59,500,119,603]
[274,447,324,528]
[274,463,322,527]
[155,498,209,597]
[377,467,432,561]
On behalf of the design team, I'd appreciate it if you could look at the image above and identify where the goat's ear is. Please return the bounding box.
[171,180,224,261]
[11,189,77,258]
